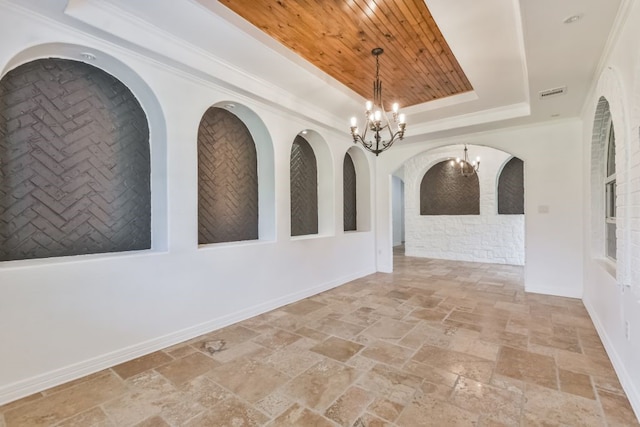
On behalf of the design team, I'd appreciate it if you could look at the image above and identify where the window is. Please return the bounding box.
[420,160,480,215]
[497,157,524,214]
[605,122,616,260]
[0,58,151,261]
[343,152,357,231]
[290,136,318,236]
[198,107,258,244]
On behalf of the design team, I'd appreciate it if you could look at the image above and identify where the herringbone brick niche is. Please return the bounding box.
[421,160,480,215]
[198,107,258,244]
[0,58,151,261]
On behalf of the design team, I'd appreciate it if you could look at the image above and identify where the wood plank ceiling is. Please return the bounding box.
[218,0,473,109]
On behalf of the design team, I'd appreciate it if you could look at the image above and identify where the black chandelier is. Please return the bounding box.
[350,48,406,156]
[451,144,480,177]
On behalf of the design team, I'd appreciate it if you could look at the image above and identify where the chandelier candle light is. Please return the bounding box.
[350,48,406,156]
[451,145,480,177]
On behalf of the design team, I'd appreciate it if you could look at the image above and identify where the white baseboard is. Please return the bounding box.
[524,284,582,299]
[0,268,374,405]
[583,298,640,422]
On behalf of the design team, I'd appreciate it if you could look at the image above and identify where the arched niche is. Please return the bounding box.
[345,146,371,232]
[497,157,524,215]
[420,160,480,215]
[209,102,275,241]
[290,130,334,237]
[1,43,168,255]
[197,107,258,244]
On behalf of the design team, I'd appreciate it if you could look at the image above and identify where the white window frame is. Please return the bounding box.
[604,121,616,261]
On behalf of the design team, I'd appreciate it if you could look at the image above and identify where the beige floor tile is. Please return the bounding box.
[361,318,416,341]
[448,335,500,361]
[155,352,219,386]
[324,386,375,426]
[179,375,233,410]
[447,309,509,331]
[207,357,289,403]
[254,392,295,418]
[354,412,396,426]
[282,359,358,411]
[3,372,126,427]
[309,336,364,362]
[593,374,626,395]
[102,371,184,426]
[412,344,495,383]
[480,329,528,350]
[399,321,452,349]
[205,324,259,346]
[451,376,523,425]
[367,397,404,422]
[209,339,267,363]
[165,343,198,359]
[345,354,380,372]
[41,371,113,396]
[0,392,43,413]
[266,403,334,427]
[133,416,171,427]
[402,360,459,388]
[555,348,617,379]
[282,299,326,315]
[252,328,302,350]
[357,364,422,405]
[184,397,268,427]
[55,407,113,427]
[598,388,640,426]
[416,381,454,402]
[294,326,330,342]
[112,351,173,380]
[360,340,414,366]
[495,345,557,390]
[558,368,595,400]
[408,307,447,322]
[260,346,324,377]
[522,382,604,426]
[310,317,367,340]
[529,330,581,353]
[397,394,479,426]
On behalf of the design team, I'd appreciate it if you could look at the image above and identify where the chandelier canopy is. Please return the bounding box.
[349,48,406,156]
[451,145,480,177]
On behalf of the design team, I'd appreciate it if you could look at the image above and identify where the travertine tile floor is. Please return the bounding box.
[2,251,639,426]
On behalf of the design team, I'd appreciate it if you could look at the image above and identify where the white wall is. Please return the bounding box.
[375,120,584,298]
[0,5,376,403]
[391,176,405,246]
[403,145,524,265]
[581,0,640,418]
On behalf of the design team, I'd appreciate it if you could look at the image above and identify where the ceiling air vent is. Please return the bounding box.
[539,86,567,99]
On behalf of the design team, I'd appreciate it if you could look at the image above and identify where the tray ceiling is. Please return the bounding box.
[218,0,473,109]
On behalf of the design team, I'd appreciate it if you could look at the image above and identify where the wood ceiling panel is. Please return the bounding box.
[218,0,473,108]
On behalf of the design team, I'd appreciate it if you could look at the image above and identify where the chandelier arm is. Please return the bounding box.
[352,134,371,149]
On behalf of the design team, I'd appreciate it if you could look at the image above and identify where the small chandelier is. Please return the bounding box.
[350,48,406,156]
[451,145,480,177]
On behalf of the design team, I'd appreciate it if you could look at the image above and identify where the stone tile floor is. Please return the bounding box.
[2,251,639,426]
